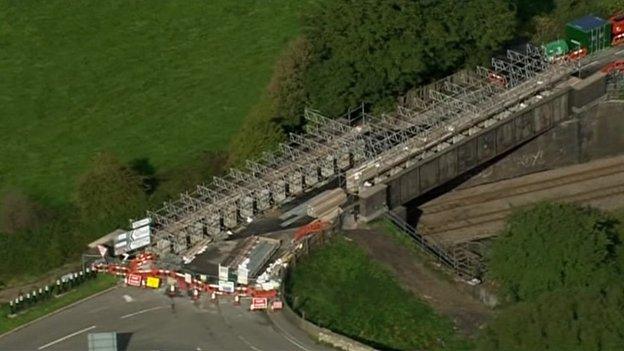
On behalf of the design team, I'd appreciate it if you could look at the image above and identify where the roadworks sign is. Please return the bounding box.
[250,297,268,310]
[146,276,160,289]
[126,274,142,287]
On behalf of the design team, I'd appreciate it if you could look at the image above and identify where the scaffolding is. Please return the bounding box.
[142,43,599,257]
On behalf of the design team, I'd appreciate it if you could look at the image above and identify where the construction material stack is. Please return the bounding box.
[305,188,347,220]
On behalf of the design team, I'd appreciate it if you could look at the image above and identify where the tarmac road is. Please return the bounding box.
[0,286,334,351]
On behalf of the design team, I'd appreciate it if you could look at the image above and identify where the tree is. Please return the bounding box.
[300,0,516,116]
[227,98,286,166]
[487,203,620,303]
[268,36,314,128]
[478,286,624,351]
[74,151,146,229]
[528,0,624,42]
[151,150,227,204]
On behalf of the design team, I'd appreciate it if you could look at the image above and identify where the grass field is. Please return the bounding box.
[0,275,117,334]
[0,0,311,203]
[286,236,471,351]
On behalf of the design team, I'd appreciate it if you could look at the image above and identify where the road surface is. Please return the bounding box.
[0,286,334,351]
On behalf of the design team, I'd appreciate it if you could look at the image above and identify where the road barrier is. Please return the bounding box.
[5,267,98,317]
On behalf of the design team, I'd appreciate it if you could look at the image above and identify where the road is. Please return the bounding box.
[0,287,334,351]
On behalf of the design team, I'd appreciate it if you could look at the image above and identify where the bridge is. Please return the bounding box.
[143,44,624,264]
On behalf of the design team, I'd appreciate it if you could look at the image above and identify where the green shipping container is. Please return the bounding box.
[565,15,612,54]
[543,39,569,60]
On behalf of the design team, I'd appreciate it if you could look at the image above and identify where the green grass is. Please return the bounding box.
[0,275,117,334]
[0,0,311,204]
[286,236,471,351]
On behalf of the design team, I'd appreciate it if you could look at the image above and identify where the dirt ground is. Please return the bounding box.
[344,228,491,337]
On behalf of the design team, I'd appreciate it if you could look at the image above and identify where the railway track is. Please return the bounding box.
[415,156,624,245]
[420,158,624,215]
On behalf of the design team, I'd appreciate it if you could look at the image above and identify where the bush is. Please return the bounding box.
[228,98,285,166]
[150,150,227,204]
[478,203,624,350]
[268,36,314,128]
[287,237,469,350]
[487,203,620,303]
[478,286,624,351]
[74,151,147,231]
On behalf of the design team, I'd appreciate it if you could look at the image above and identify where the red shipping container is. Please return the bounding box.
[611,14,624,35]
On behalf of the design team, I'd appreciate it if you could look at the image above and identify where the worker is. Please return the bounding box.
[9,300,14,315]
[192,288,199,301]
[234,294,240,305]
[167,284,176,297]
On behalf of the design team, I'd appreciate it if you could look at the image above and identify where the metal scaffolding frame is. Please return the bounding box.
[139,41,600,257]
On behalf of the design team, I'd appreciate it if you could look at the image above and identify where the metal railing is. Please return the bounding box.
[383,211,479,278]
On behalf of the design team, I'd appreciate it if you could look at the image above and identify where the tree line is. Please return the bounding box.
[228,0,623,164]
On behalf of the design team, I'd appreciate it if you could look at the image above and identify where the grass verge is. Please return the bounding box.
[286,236,472,351]
[0,0,312,203]
[0,275,117,334]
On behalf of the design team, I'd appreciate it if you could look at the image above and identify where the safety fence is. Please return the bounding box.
[91,252,285,311]
[4,268,98,316]
[383,211,482,278]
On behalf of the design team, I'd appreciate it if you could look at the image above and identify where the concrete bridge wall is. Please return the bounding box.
[358,71,624,216]
[458,100,624,189]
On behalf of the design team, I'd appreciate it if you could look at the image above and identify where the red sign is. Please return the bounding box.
[126,274,142,287]
[271,300,283,310]
[250,297,268,310]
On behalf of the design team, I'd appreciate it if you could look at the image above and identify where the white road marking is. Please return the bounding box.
[616,49,624,56]
[120,306,164,319]
[237,335,262,351]
[123,294,133,302]
[37,325,96,350]
[270,322,313,351]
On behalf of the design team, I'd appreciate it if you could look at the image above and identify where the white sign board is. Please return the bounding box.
[218,280,235,293]
[184,273,193,284]
[237,267,249,285]
[131,217,152,229]
[128,236,151,251]
[218,265,229,281]
[130,226,150,240]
